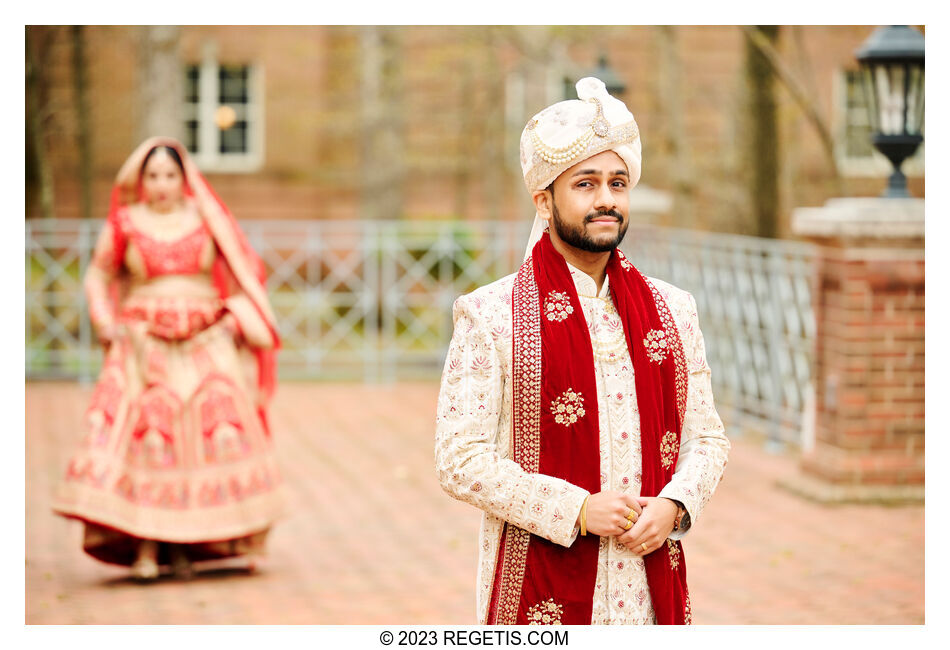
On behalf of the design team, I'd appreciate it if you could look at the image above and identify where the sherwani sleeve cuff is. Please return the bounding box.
[657,484,694,540]
[548,485,590,547]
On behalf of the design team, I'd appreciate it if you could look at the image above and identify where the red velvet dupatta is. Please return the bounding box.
[488,232,690,625]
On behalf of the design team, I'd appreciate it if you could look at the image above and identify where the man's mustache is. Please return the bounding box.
[585,209,625,223]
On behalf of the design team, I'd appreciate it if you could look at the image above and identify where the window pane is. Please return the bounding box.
[218,66,249,104]
[219,120,247,154]
[184,65,200,103]
[184,120,200,153]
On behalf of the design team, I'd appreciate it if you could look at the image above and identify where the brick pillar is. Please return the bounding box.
[782,198,924,503]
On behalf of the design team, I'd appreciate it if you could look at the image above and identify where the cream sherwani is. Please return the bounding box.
[435,262,730,624]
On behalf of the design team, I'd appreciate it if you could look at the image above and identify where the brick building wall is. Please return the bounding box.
[27,25,925,232]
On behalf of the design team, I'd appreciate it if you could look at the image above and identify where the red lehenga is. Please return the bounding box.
[52,137,286,569]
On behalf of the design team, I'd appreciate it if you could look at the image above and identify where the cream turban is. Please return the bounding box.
[519,77,642,258]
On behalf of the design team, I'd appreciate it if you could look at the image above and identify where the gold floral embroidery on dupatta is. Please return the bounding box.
[550,389,586,426]
[660,430,679,469]
[543,291,574,323]
[667,538,681,570]
[643,328,669,364]
[617,250,634,271]
[526,598,564,625]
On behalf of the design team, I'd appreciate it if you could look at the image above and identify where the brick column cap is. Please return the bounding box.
[792,197,924,239]
[628,184,673,221]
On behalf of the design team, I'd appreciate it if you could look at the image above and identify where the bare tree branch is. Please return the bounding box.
[741,25,841,183]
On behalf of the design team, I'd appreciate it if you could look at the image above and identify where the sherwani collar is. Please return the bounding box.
[565,261,610,299]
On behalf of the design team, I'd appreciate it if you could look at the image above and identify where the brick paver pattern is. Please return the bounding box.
[26,382,924,624]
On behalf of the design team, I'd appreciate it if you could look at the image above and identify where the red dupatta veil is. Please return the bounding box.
[105,136,280,427]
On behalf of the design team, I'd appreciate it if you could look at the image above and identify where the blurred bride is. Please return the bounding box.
[53,137,286,581]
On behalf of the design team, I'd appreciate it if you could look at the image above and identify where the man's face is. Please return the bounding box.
[544,150,630,254]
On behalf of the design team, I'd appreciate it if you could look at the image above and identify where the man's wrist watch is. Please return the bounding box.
[671,500,687,532]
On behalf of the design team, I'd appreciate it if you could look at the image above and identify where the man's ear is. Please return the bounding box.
[532,189,553,223]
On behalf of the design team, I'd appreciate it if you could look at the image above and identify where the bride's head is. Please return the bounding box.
[140,145,186,213]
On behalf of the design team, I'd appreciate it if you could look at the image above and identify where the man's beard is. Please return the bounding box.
[551,202,628,253]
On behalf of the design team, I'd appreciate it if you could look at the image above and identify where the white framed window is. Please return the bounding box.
[834,68,923,178]
[183,56,264,173]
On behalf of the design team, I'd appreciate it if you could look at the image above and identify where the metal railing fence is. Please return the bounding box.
[26,219,816,445]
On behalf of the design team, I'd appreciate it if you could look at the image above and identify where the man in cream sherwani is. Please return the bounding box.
[435,77,729,625]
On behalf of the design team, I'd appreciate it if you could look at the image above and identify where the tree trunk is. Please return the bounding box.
[138,26,183,142]
[654,26,696,228]
[359,26,405,221]
[26,27,62,366]
[743,25,780,239]
[25,26,56,220]
[71,25,93,220]
[742,25,841,192]
[453,56,475,220]
[479,31,505,221]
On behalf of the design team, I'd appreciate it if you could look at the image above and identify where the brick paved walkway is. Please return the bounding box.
[26,381,924,624]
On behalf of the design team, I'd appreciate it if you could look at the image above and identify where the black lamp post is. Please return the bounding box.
[590,53,627,97]
[855,25,925,198]
[565,53,627,100]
